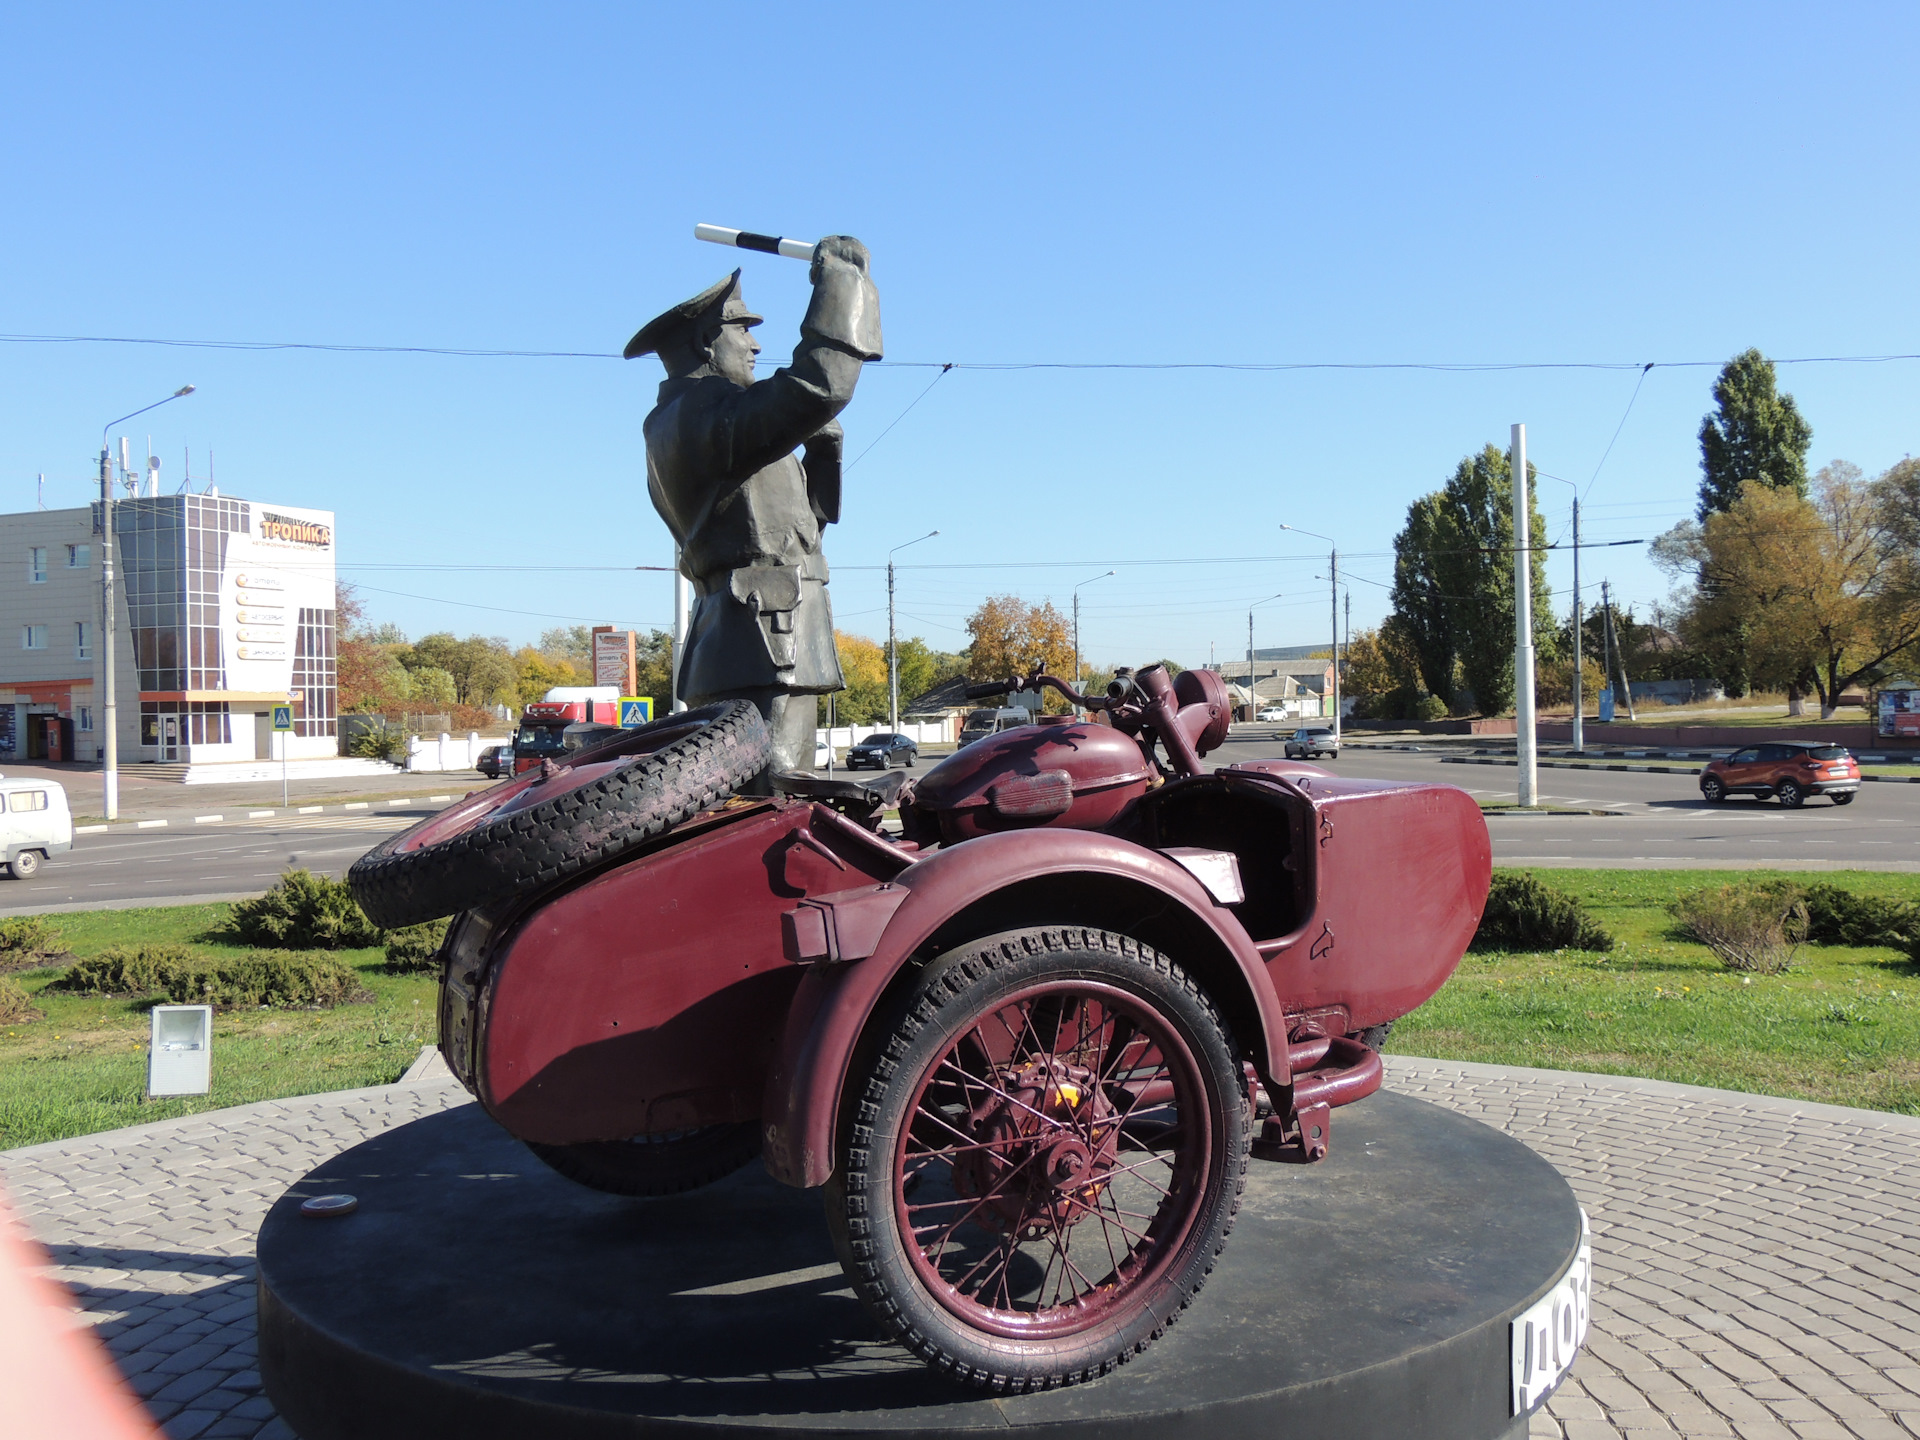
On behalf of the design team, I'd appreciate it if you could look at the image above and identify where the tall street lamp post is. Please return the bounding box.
[1541,471,1582,752]
[97,386,195,820]
[1072,570,1115,695]
[1280,524,1341,744]
[887,530,938,731]
[1247,590,1285,717]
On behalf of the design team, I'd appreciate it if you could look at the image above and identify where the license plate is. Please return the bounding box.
[1511,1209,1592,1415]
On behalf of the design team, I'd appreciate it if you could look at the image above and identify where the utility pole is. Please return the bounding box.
[1280,524,1341,738]
[1511,423,1537,808]
[99,445,118,820]
[1601,580,1637,721]
[1329,547,1340,740]
[671,544,690,713]
[887,530,938,731]
[95,386,195,820]
[1072,570,1115,696]
[1570,494,1582,752]
[1247,591,1284,719]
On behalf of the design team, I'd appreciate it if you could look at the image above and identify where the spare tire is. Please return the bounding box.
[348,700,770,929]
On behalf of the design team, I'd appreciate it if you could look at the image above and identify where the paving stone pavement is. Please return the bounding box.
[3,1058,1918,1439]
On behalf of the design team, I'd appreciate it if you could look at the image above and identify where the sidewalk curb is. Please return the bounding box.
[72,793,460,836]
[1442,754,1920,783]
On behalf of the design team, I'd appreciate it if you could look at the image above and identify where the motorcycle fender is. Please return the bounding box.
[760,828,1292,1188]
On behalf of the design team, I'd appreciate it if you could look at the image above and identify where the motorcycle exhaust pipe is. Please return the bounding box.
[695,223,817,262]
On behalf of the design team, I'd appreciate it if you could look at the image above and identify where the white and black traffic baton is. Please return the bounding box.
[694,223,817,261]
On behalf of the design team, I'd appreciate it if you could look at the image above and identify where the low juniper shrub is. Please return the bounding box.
[383,919,450,976]
[1471,873,1614,953]
[0,916,55,954]
[1793,883,1920,959]
[49,944,364,1008]
[226,869,385,950]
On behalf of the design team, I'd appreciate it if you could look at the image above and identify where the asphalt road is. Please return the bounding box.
[0,808,435,914]
[1212,729,1920,871]
[8,733,1917,914]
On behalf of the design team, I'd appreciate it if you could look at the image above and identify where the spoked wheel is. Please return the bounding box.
[827,927,1250,1391]
[1776,780,1805,808]
[1832,791,1856,806]
[1700,777,1726,804]
[525,1122,762,1197]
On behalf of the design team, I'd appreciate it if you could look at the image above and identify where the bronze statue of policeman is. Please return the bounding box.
[626,236,882,782]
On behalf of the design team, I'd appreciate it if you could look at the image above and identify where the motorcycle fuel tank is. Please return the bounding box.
[905,719,1156,843]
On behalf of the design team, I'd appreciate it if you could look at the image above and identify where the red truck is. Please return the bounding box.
[511,687,625,776]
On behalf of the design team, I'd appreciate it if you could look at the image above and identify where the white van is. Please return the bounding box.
[0,776,73,879]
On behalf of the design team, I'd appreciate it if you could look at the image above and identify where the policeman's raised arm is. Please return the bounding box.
[724,237,882,479]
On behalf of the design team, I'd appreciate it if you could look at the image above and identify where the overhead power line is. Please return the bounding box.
[4,331,1919,372]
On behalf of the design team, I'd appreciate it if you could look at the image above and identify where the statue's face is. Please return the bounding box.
[708,321,760,386]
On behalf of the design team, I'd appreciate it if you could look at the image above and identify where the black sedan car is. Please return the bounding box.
[845,732,918,769]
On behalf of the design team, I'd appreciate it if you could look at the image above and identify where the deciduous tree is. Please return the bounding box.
[1697,349,1813,520]
[833,631,889,724]
[1387,445,1555,715]
[1655,464,1920,716]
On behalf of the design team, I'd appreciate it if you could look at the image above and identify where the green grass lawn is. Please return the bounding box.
[1393,868,1920,1115]
[4,868,1918,1151]
[0,903,436,1149]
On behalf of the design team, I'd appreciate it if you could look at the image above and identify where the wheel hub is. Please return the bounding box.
[951,1058,1121,1237]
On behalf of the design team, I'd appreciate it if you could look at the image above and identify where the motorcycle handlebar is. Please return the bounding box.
[965,673,1108,709]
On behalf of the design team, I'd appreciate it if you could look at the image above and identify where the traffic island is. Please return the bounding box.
[258,1089,1587,1440]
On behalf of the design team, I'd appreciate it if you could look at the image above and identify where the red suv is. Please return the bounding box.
[1699,742,1861,807]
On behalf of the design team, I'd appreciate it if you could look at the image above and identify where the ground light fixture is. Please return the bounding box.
[148,1004,212,1097]
[97,385,197,821]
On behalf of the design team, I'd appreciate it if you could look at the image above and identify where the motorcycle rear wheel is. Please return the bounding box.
[524,1122,762,1197]
[826,926,1249,1391]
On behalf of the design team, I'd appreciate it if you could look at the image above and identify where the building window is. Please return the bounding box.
[78,707,93,733]
[76,621,92,660]
[28,547,48,583]
[22,625,47,650]
[292,607,338,737]
[67,544,90,569]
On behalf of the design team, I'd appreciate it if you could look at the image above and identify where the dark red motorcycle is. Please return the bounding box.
[349,662,1490,1391]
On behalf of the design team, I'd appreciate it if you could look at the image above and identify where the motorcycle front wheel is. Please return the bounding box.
[825,926,1250,1392]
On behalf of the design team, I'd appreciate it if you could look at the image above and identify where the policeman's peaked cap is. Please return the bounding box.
[623,270,764,359]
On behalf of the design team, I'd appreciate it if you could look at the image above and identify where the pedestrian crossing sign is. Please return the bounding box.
[618,697,653,727]
[271,705,294,731]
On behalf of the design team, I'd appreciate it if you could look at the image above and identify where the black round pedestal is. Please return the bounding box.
[258,1090,1578,1440]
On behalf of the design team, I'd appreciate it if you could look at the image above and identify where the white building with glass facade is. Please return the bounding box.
[1,495,337,768]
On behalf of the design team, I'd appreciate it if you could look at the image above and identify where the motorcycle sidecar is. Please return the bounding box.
[376,688,1489,1391]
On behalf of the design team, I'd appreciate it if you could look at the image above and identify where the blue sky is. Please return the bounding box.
[4,4,1915,670]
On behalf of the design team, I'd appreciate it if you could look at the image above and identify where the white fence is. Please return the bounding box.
[818,718,956,750]
[406,732,508,772]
